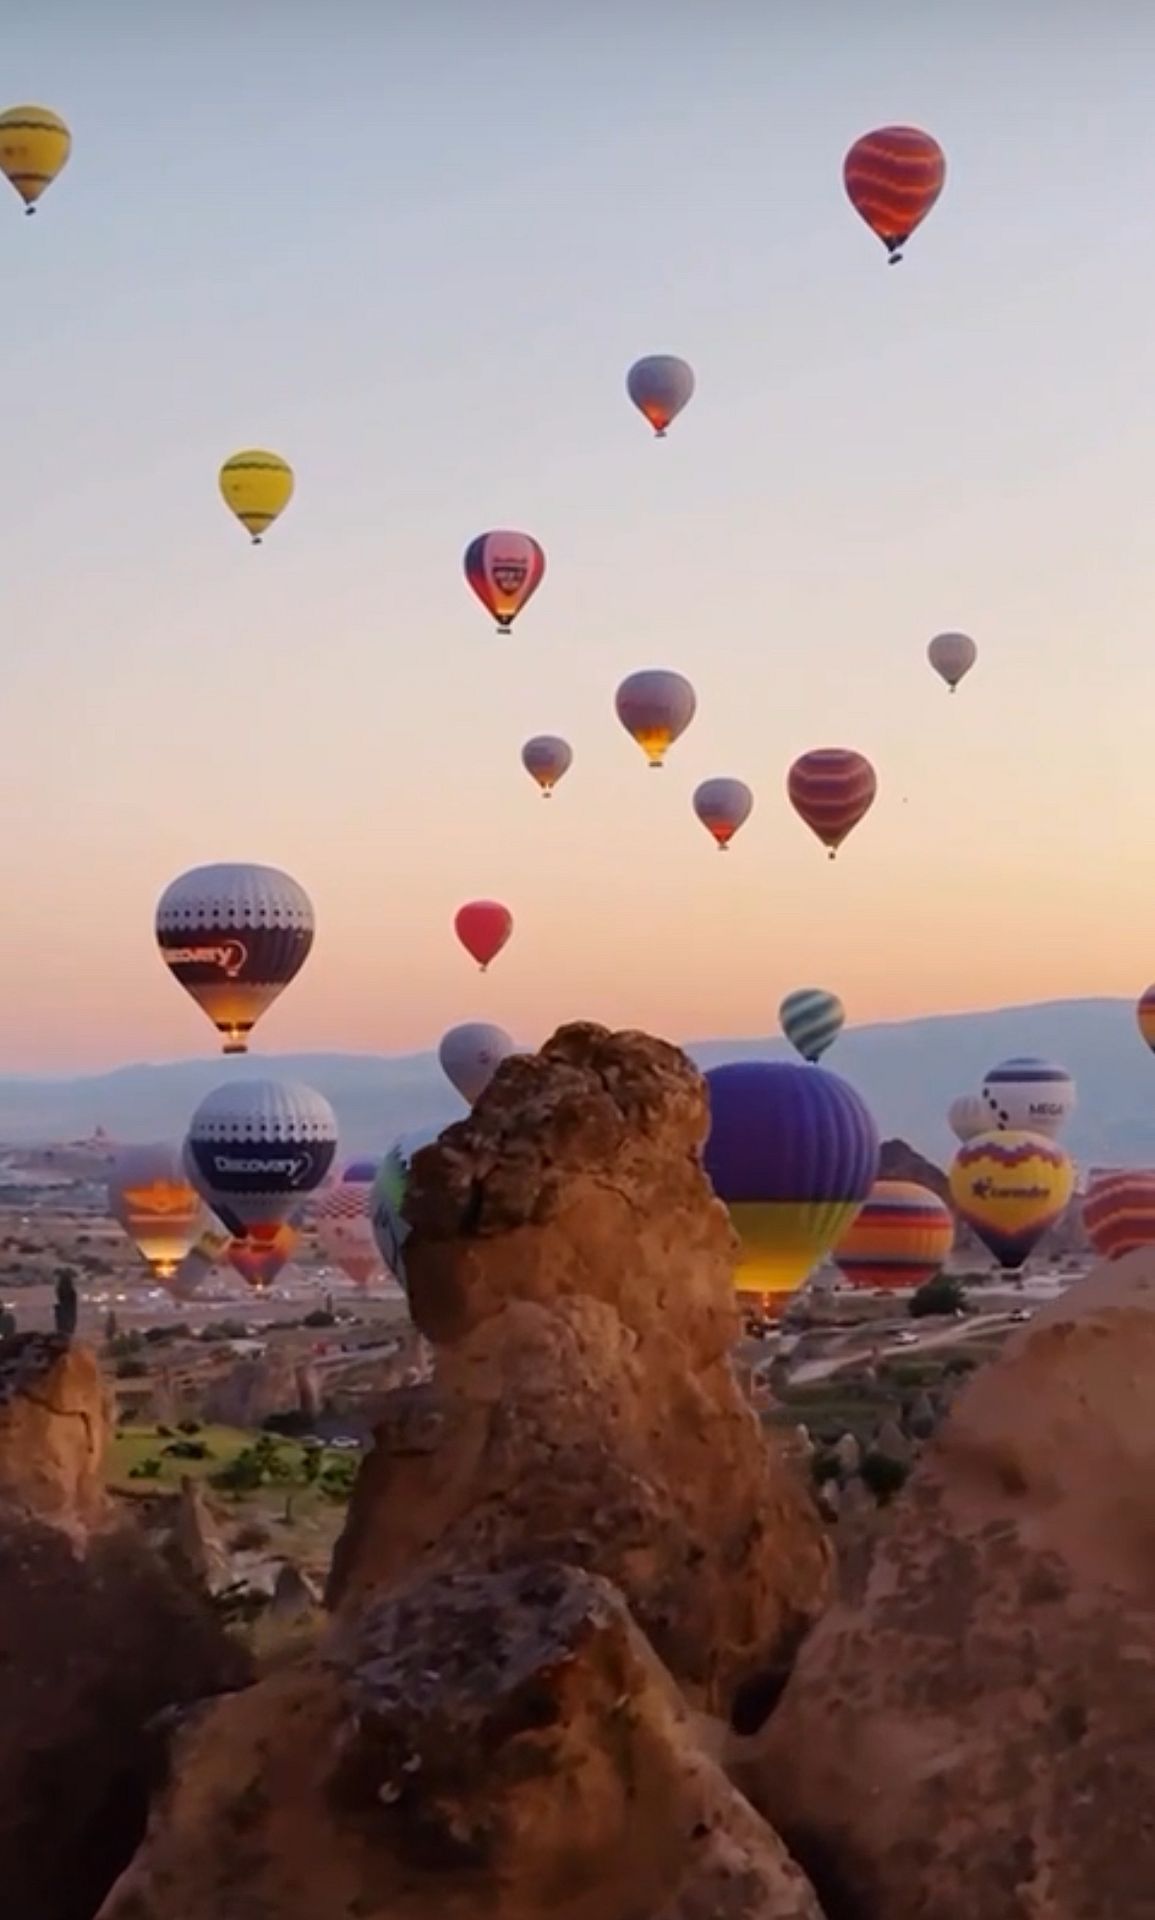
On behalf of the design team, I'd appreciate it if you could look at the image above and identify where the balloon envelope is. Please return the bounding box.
[454,900,513,971]
[779,989,845,1065]
[315,1158,383,1286]
[185,1078,338,1240]
[949,1131,1073,1270]
[787,749,877,857]
[615,670,697,768]
[371,1124,443,1287]
[833,1179,953,1290]
[227,1222,299,1290]
[843,125,946,261]
[693,778,753,851]
[109,1143,209,1282]
[626,355,695,436]
[0,105,71,211]
[464,530,545,631]
[927,631,977,691]
[218,450,294,543]
[1082,1168,1155,1262]
[980,1057,1076,1139]
[439,1022,516,1104]
[156,863,314,1055]
[522,735,572,797]
[948,1094,990,1144]
[1136,986,1155,1055]
[703,1061,879,1301]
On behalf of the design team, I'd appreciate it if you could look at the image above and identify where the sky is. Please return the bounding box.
[5,2,1155,1070]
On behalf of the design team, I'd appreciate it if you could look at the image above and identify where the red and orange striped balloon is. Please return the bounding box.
[1083,1168,1155,1262]
[1136,985,1155,1055]
[843,126,946,263]
[833,1179,953,1291]
[787,748,877,859]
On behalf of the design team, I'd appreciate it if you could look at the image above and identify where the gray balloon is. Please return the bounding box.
[626,355,696,436]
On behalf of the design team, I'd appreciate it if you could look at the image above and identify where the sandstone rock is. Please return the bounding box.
[269,1559,322,1618]
[171,1476,233,1596]
[833,1431,862,1478]
[747,1248,1155,1920]
[201,1348,298,1428]
[905,1387,938,1438]
[0,1331,109,1529]
[872,1416,912,1465]
[99,1562,826,1920]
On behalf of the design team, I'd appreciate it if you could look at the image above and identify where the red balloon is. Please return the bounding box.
[843,126,946,263]
[788,749,877,859]
[454,900,513,972]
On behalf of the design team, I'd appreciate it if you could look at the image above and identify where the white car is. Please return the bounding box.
[893,1330,919,1347]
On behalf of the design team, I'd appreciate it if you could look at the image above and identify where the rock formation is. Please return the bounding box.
[99,1024,834,1919]
[0,1331,108,1530]
[744,1248,1155,1920]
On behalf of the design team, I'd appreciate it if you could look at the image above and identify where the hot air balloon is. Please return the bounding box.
[522,735,572,798]
[980,1057,1076,1139]
[227,1222,300,1290]
[439,1021,516,1105]
[832,1179,953,1291]
[454,900,512,973]
[950,1131,1073,1272]
[703,1060,879,1305]
[108,1143,209,1283]
[219,450,294,544]
[315,1159,383,1286]
[787,749,877,858]
[948,1094,990,1144]
[626,355,696,437]
[693,779,753,852]
[371,1124,443,1287]
[0,105,71,213]
[615,670,697,768]
[156,863,314,1055]
[1136,986,1155,1054]
[464,530,546,633]
[172,1224,233,1300]
[779,988,845,1065]
[184,1079,338,1241]
[927,631,977,692]
[1082,1167,1155,1262]
[843,126,946,263]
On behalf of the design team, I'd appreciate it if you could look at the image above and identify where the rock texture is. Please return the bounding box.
[0,1334,248,1920]
[746,1248,1155,1920]
[99,1024,833,1920]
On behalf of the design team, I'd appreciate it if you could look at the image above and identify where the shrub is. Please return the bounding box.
[302,1308,336,1329]
[161,1439,211,1461]
[909,1274,967,1319]
[115,1357,148,1379]
[859,1452,911,1505]
[128,1456,164,1480]
[177,1418,202,1435]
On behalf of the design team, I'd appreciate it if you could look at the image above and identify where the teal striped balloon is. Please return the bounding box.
[779,988,845,1065]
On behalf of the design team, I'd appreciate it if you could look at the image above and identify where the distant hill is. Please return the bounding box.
[0,998,1152,1164]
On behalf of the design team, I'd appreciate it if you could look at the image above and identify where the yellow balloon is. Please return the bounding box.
[219,449,295,545]
[949,1129,1073,1271]
[729,1198,864,1300]
[0,105,71,213]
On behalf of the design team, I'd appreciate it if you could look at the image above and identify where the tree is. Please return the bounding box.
[302,1308,336,1330]
[909,1274,967,1319]
[104,1309,119,1343]
[859,1451,910,1506]
[0,1305,16,1341]
[54,1271,78,1339]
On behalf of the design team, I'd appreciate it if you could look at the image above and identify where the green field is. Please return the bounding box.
[110,1424,260,1486]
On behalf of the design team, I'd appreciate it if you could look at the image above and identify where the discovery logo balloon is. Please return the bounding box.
[0,105,71,213]
[927,631,977,692]
[626,355,695,437]
[703,1060,879,1304]
[949,1131,1073,1272]
[522,735,572,798]
[371,1124,443,1287]
[439,1021,516,1105]
[185,1078,338,1241]
[227,1222,300,1290]
[1082,1168,1155,1262]
[454,900,513,973]
[779,988,845,1065]
[219,450,295,544]
[464,530,546,633]
[843,126,946,263]
[693,779,753,852]
[833,1180,953,1291]
[615,670,697,768]
[315,1159,383,1286]
[948,1094,990,1145]
[787,749,877,858]
[981,1057,1076,1139]
[156,863,315,1055]
[108,1143,210,1283]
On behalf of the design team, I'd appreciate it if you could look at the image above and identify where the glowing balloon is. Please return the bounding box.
[1083,1168,1155,1262]
[315,1159,383,1286]
[948,1094,990,1145]
[219,450,294,544]
[615,670,697,768]
[981,1057,1076,1139]
[371,1124,443,1287]
[626,355,696,437]
[0,105,71,213]
[949,1131,1073,1271]
[156,864,314,1055]
[843,126,946,263]
[464,530,546,632]
[779,988,845,1065]
[787,749,877,858]
[1136,986,1155,1054]
[693,779,753,852]
[927,631,977,692]
[833,1179,953,1291]
[703,1061,879,1303]
[184,1078,338,1241]
[227,1222,300,1290]
[439,1021,516,1105]
[522,735,572,798]
[108,1143,209,1283]
[454,900,512,972]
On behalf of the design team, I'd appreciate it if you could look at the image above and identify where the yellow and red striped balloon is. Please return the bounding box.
[1136,985,1155,1055]
[1083,1168,1155,1261]
[843,126,946,263]
[832,1179,953,1291]
[787,748,877,859]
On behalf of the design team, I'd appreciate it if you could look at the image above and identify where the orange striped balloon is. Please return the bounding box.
[1083,1168,1155,1261]
[843,126,946,263]
[832,1179,953,1290]
[1136,985,1155,1054]
[787,748,877,859]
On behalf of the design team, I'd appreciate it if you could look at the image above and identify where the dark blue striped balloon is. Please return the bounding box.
[704,1061,879,1203]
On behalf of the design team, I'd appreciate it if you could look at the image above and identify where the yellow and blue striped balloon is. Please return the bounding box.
[779,988,845,1065]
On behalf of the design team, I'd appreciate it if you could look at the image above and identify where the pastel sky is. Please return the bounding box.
[5,3,1155,1070]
